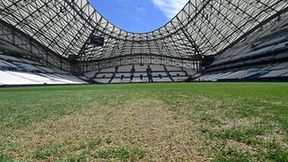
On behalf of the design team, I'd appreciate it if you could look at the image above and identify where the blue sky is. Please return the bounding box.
[89,0,188,33]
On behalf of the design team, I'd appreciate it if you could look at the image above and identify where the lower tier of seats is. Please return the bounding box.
[196,61,288,82]
[85,64,192,84]
[0,71,87,86]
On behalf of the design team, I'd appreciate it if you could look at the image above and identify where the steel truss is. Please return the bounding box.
[0,19,70,71]
[1,0,288,73]
[83,54,201,73]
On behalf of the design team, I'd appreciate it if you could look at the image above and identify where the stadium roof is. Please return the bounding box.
[1,0,288,62]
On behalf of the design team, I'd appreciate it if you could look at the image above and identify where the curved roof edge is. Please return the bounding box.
[1,0,288,60]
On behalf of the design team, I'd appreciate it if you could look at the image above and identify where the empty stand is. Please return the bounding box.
[198,16,288,82]
[0,54,87,86]
[90,64,190,84]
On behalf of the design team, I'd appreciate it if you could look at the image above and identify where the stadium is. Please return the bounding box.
[0,0,288,161]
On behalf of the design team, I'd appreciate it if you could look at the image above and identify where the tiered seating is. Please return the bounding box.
[94,64,191,84]
[166,66,189,82]
[12,62,43,72]
[0,54,87,86]
[282,72,288,77]
[84,70,98,78]
[0,71,87,85]
[198,61,288,81]
[51,68,70,74]
[94,73,113,84]
[0,71,40,85]
[113,73,132,83]
[115,73,131,78]
[56,74,86,84]
[134,65,147,72]
[117,65,132,72]
[93,68,116,83]
[132,65,149,83]
[0,55,22,62]
[258,62,288,79]
[149,65,171,82]
[152,72,171,82]
[169,71,186,76]
[218,69,255,80]
[132,73,149,83]
[78,76,90,82]
[166,66,181,71]
[184,68,197,76]
[167,69,189,82]
[253,36,287,50]
[199,16,288,82]
[93,78,111,84]
[206,18,288,71]
[99,68,116,73]
[110,65,132,84]
[150,65,165,71]
[36,66,55,73]
[198,73,225,82]
[259,69,288,78]
[0,60,17,70]
[38,73,85,84]
[111,77,131,83]
[270,62,288,70]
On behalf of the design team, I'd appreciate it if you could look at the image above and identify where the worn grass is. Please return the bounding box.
[0,83,288,161]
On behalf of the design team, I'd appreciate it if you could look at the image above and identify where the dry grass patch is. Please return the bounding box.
[2,98,209,161]
[1,83,288,161]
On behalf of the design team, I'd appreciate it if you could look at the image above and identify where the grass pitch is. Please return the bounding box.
[0,83,288,161]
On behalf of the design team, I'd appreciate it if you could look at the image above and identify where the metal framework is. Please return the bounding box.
[1,0,288,73]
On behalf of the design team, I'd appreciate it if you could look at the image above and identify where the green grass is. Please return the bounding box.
[0,83,288,161]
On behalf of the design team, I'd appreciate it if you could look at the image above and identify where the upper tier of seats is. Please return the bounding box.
[206,17,288,70]
[198,15,288,81]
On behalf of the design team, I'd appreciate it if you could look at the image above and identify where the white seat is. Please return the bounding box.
[151,72,168,77]
[134,65,147,72]
[93,78,111,84]
[12,62,42,72]
[96,73,113,79]
[153,77,171,82]
[100,68,116,73]
[259,69,288,78]
[118,65,132,72]
[150,65,165,71]
[0,60,17,69]
[169,72,186,76]
[166,66,182,71]
[115,73,131,78]
[0,71,40,85]
[172,76,189,82]
[132,77,149,83]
